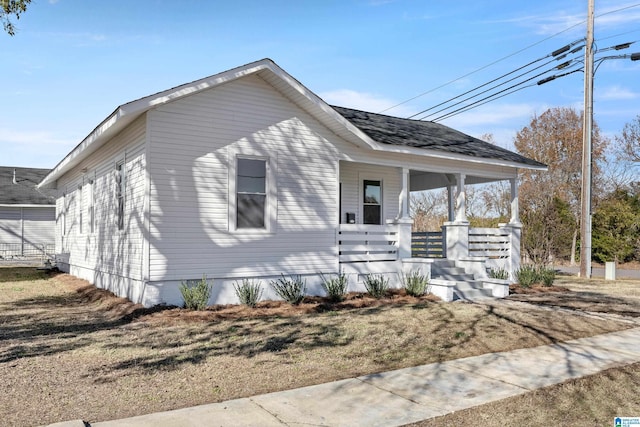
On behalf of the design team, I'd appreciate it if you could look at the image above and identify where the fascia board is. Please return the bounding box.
[371,144,548,171]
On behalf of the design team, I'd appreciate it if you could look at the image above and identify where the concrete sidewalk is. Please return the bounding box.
[52,327,640,427]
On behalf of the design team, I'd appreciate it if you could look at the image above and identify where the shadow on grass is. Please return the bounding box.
[1,272,631,389]
[508,291,640,318]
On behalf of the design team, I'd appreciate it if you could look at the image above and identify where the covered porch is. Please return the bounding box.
[337,164,521,300]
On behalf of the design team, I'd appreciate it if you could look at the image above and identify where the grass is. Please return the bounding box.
[408,275,640,427]
[0,267,638,426]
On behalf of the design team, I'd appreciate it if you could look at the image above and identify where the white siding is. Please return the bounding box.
[0,206,55,251]
[23,207,55,246]
[339,161,402,225]
[147,74,342,282]
[0,207,22,245]
[55,116,147,295]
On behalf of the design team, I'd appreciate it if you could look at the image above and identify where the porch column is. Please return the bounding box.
[447,185,455,222]
[399,167,410,219]
[500,222,522,280]
[395,167,413,259]
[509,176,521,225]
[442,173,469,260]
[454,173,467,223]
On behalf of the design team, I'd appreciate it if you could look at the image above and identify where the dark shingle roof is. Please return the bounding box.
[0,167,56,205]
[332,106,545,168]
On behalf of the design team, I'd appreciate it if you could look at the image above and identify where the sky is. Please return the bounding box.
[2,0,640,169]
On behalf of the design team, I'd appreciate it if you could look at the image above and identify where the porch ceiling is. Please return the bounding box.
[409,170,505,191]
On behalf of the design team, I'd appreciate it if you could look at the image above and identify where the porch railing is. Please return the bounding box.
[411,231,444,258]
[338,224,398,263]
[468,228,510,258]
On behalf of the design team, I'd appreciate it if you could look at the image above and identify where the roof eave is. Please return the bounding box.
[38,58,383,189]
[374,144,548,171]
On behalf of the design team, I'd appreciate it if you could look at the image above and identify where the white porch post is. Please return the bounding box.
[500,174,522,280]
[509,176,521,225]
[442,173,469,260]
[399,167,410,219]
[447,185,455,222]
[454,173,467,222]
[394,167,413,259]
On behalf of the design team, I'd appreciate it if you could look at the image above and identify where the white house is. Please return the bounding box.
[0,167,56,260]
[38,58,545,307]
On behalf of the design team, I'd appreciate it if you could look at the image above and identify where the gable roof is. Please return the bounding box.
[0,167,56,205]
[39,58,545,188]
[333,106,546,168]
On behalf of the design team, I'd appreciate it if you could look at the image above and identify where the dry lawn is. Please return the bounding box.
[408,275,640,427]
[0,267,636,426]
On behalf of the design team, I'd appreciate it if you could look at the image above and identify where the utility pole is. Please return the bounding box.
[580,0,595,278]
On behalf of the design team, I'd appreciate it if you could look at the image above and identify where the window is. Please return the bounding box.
[363,180,382,224]
[236,158,266,228]
[61,193,67,236]
[115,162,125,230]
[78,184,83,234]
[88,178,95,234]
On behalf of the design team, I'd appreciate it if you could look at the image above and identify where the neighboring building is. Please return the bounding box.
[0,167,56,259]
[38,59,545,307]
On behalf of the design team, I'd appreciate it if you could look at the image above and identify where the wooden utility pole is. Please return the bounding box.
[580,0,595,278]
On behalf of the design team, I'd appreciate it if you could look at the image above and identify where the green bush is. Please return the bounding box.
[364,274,389,299]
[488,267,509,280]
[539,266,556,287]
[179,275,213,310]
[514,265,538,288]
[233,279,263,307]
[270,274,306,305]
[514,265,556,287]
[403,270,429,296]
[320,273,348,302]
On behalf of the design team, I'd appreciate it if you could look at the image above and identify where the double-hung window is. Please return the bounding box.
[236,158,267,229]
[88,178,95,234]
[363,180,382,225]
[115,161,125,231]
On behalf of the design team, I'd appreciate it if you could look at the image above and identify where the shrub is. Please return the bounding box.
[270,274,306,305]
[514,265,538,288]
[233,279,263,307]
[539,266,556,287]
[488,267,510,280]
[364,274,389,299]
[403,270,429,296]
[320,273,348,302]
[179,275,213,310]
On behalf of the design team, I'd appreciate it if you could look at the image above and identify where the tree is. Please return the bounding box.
[592,189,640,263]
[1,0,31,36]
[616,115,640,163]
[514,107,609,263]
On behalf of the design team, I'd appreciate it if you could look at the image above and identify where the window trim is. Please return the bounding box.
[115,159,126,232]
[88,176,95,234]
[361,177,383,225]
[228,151,276,233]
[77,183,83,235]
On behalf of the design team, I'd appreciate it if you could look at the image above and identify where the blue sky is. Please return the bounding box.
[2,0,640,168]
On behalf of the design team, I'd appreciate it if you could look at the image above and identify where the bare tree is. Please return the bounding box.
[615,114,640,163]
[514,107,609,264]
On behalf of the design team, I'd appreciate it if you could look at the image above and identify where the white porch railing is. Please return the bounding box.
[338,224,398,263]
[468,228,510,258]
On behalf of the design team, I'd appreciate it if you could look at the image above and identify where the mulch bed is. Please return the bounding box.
[53,273,440,324]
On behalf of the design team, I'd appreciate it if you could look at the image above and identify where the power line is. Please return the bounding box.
[431,64,583,122]
[381,2,640,118]
[406,46,576,119]
[415,47,583,120]
[378,19,585,115]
